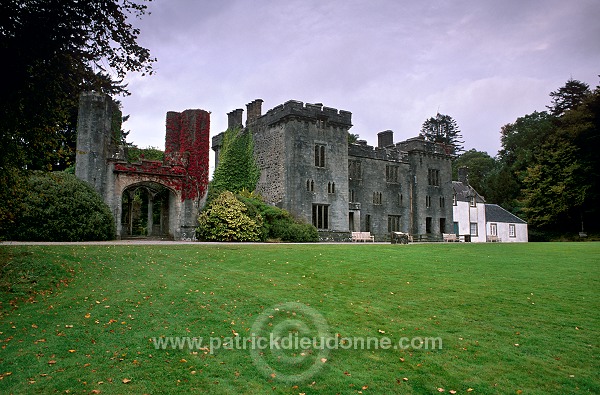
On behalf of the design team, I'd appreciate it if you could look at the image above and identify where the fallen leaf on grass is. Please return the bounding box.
[122,378,131,384]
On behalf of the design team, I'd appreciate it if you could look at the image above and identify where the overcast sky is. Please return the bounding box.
[119,0,599,174]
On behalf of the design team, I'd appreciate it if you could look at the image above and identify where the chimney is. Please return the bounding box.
[458,166,469,184]
[377,130,394,148]
[246,99,263,125]
[227,109,243,130]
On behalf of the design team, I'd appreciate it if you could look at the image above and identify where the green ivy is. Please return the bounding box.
[209,127,260,202]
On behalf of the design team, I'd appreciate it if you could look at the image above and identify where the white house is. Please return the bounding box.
[484,204,528,242]
[452,174,528,242]
[452,180,487,242]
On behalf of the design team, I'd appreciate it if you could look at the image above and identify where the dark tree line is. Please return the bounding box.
[0,0,154,230]
[454,78,600,237]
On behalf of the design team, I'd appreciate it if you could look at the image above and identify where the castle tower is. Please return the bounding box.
[75,91,120,198]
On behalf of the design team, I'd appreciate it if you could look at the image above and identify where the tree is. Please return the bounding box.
[348,132,360,144]
[547,78,591,116]
[452,149,497,199]
[127,146,165,162]
[491,111,554,215]
[1,0,155,226]
[419,113,464,153]
[526,80,600,232]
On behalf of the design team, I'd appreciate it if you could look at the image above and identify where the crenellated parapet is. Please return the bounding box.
[396,137,455,157]
[260,100,352,128]
[348,140,409,163]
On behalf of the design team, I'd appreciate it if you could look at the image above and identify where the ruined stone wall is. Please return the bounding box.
[75,92,120,198]
[76,92,210,240]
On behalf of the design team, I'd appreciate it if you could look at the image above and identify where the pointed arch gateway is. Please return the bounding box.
[120,182,177,238]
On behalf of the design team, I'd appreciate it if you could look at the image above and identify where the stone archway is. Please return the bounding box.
[119,182,177,239]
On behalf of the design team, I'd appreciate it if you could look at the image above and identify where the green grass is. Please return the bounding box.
[0,243,598,394]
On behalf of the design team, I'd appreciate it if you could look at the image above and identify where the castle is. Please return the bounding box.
[212,99,454,241]
[75,93,525,242]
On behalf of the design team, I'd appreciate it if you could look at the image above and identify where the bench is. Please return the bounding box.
[486,235,500,242]
[443,233,458,242]
[391,232,412,244]
[351,232,375,242]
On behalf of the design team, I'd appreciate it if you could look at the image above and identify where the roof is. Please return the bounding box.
[485,204,527,224]
[452,181,485,203]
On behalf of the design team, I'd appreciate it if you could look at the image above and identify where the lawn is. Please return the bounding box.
[0,242,598,394]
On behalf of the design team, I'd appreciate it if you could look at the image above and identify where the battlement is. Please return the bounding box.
[396,137,454,156]
[260,100,352,128]
[348,139,409,163]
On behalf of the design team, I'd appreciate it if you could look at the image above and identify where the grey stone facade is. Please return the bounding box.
[213,99,454,241]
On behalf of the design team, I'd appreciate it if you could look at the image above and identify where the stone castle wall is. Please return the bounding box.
[214,99,454,241]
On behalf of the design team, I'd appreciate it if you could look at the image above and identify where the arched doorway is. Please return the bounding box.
[120,182,174,238]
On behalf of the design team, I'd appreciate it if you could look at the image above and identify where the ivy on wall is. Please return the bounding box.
[209,127,260,201]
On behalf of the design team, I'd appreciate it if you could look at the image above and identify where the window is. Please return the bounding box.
[509,224,516,238]
[439,196,445,208]
[426,195,431,208]
[327,182,335,194]
[470,222,478,236]
[349,189,355,202]
[312,204,329,229]
[440,218,446,234]
[315,144,325,167]
[398,193,403,206]
[469,196,476,207]
[373,192,382,205]
[426,217,432,233]
[428,169,440,186]
[388,215,401,232]
[348,160,361,180]
[365,214,371,232]
[386,165,399,183]
[306,179,314,192]
[490,223,498,236]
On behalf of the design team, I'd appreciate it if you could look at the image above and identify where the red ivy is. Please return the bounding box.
[114,109,210,201]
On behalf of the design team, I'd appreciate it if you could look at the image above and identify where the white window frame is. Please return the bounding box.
[509,224,516,238]
[490,223,498,236]
[470,222,478,236]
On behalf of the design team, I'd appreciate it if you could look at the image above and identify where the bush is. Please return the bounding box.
[237,192,319,242]
[6,171,115,241]
[196,191,263,242]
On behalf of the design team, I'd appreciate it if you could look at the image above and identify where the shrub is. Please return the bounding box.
[237,192,319,242]
[196,191,262,242]
[6,171,115,241]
